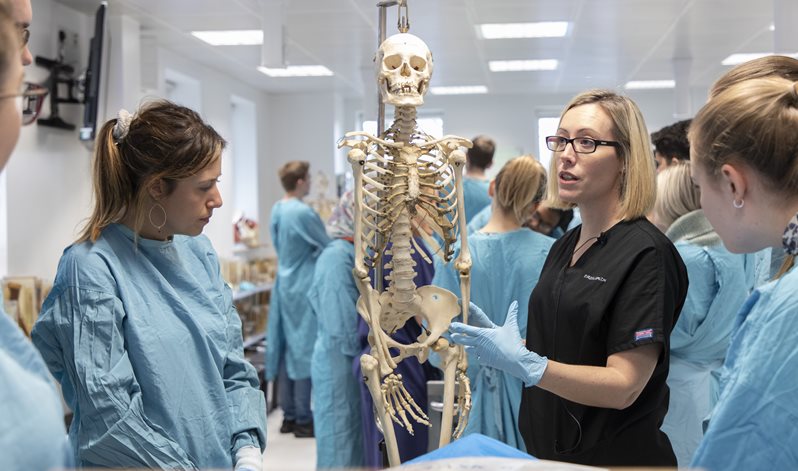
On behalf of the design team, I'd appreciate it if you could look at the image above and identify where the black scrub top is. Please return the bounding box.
[519,218,688,467]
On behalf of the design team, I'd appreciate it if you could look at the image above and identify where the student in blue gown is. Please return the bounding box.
[266,161,331,438]
[31,101,267,470]
[687,59,798,470]
[354,230,441,466]
[309,191,365,469]
[651,162,748,467]
[433,155,554,450]
[0,5,68,468]
[462,135,495,223]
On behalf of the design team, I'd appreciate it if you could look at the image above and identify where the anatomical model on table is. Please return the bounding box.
[338,32,473,466]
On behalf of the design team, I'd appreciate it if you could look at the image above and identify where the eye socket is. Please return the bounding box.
[410,56,426,72]
[384,54,401,70]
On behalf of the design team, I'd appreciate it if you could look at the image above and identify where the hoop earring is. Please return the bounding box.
[732,198,745,209]
[149,203,167,232]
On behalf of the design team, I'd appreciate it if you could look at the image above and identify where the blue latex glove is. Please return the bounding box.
[450,300,548,387]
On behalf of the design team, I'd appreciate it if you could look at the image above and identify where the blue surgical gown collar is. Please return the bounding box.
[110,223,174,249]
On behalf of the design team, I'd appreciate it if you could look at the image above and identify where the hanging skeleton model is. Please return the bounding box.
[338,32,473,466]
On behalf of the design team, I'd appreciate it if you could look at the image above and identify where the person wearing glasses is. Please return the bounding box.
[450,89,688,467]
[0,1,68,469]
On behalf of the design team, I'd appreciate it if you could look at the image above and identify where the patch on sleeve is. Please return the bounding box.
[634,328,654,342]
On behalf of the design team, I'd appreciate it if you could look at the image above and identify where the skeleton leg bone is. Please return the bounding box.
[361,355,401,467]
[433,337,460,448]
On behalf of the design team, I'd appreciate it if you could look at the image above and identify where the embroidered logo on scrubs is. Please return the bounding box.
[634,328,654,341]
[583,274,606,283]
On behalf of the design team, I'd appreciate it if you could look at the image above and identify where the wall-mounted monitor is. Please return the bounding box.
[79,1,107,142]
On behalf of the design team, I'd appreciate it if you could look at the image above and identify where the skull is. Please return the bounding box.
[376,33,433,107]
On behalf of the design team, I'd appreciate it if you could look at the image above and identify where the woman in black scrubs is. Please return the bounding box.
[451,89,688,467]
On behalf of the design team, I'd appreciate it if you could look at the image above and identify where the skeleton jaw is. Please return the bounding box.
[380,76,428,107]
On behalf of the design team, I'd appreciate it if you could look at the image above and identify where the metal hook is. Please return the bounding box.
[397,0,410,33]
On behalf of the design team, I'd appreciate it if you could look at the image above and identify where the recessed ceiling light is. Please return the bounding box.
[488,59,558,72]
[721,52,798,65]
[769,23,775,31]
[257,65,334,77]
[191,30,263,46]
[624,80,675,89]
[478,22,569,39]
[429,85,488,95]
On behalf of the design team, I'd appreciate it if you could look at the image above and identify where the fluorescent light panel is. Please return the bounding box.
[192,30,263,46]
[721,52,798,65]
[489,59,558,72]
[624,80,675,89]
[430,85,488,95]
[479,22,569,39]
[257,65,334,77]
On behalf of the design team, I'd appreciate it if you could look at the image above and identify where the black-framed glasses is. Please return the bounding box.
[0,82,48,125]
[545,135,620,154]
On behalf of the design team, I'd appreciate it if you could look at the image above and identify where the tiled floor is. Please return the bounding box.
[262,409,317,470]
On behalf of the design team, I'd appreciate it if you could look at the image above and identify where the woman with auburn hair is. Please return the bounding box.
[433,155,554,450]
[451,89,687,466]
[32,100,267,470]
[688,76,798,470]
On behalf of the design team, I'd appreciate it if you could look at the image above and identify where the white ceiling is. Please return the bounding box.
[54,0,788,98]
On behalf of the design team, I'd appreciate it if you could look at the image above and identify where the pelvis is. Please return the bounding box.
[357,285,460,362]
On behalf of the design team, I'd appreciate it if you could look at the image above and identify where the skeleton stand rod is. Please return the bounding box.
[375,1,398,294]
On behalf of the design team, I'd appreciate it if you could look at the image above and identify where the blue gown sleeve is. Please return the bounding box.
[222,282,268,456]
[32,288,197,469]
[670,245,714,352]
[298,206,332,253]
[691,289,798,470]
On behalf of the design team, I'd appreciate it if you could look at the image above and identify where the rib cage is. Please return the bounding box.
[357,131,460,271]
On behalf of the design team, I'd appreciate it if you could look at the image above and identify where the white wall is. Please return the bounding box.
[3,0,276,279]
[4,0,717,281]
[257,91,341,249]
[4,0,93,280]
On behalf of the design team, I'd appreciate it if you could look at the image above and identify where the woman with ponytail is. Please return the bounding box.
[688,69,798,470]
[31,100,267,470]
[433,155,554,449]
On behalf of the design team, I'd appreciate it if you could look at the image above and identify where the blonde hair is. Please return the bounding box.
[546,89,656,219]
[652,162,700,230]
[710,55,798,98]
[691,77,798,278]
[79,100,226,242]
[493,155,547,225]
[690,77,798,196]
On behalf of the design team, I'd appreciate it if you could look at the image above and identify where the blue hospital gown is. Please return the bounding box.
[31,224,266,469]
[462,178,491,224]
[661,242,748,467]
[432,229,554,450]
[0,309,67,470]
[267,198,331,380]
[691,263,798,470]
[309,239,364,469]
